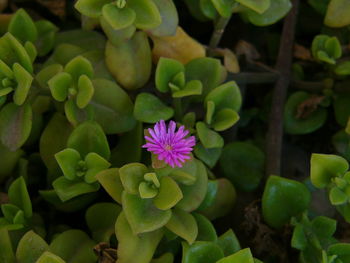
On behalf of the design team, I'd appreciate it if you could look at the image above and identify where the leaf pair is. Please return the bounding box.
[311,35,342,65]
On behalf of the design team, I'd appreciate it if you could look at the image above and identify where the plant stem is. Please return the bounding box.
[208,15,232,56]
[265,0,300,177]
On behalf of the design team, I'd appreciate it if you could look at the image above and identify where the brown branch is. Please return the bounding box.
[265,0,300,177]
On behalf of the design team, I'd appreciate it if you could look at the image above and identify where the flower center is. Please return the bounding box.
[165,144,172,151]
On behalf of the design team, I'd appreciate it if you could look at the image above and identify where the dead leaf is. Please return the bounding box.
[296,95,325,119]
[36,0,66,19]
[0,0,8,12]
[235,40,260,61]
[0,14,12,35]
[215,48,240,73]
[294,44,312,61]
[94,243,118,263]
[149,26,205,64]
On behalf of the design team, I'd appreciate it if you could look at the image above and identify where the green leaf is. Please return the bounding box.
[185,57,223,98]
[284,91,327,135]
[119,163,148,194]
[236,0,270,14]
[172,80,203,98]
[333,94,350,126]
[76,75,94,109]
[212,109,239,131]
[24,41,37,63]
[134,92,174,123]
[262,175,311,229]
[8,9,38,44]
[105,32,151,90]
[217,229,241,256]
[90,79,136,134]
[220,142,264,192]
[147,0,179,36]
[50,230,97,263]
[335,61,350,76]
[194,213,217,242]
[86,202,121,242]
[291,223,307,250]
[153,176,183,210]
[96,168,123,204]
[325,0,350,28]
[0,59,14,79]
[196,122,224,149]
[115,212,164,263]
[0,228,15,263]
[205,81,242,112]
[39,114,73,175]
[328,243,350,261]
[102,4,136,30]
[64,56,93,82]
[310,153,348,188]
[317,50,335,64]
[217,248,255,263]
[67,121,110,159]
[325,36,342,59]
[329,187,348,205]
[12,63,33,105]
[151,253,174,263]
[16,231,49,263]
[35,20,58,57]
[52,176,100,202]
[139,182,159,199]
[241,0,292,26]
[200,0,218,19]
[35,252,65,263]
[74,0,113,18]
[0,33,33,73]
[194,143,221,168]
[122,191,172,234]
[100,17,136,46]
[84,152,111,183]
[155,57,184,93]
[0,103,32,151]
[48,72,71,102]
[127,0,162,29]
[210,0,235,17]
[176,160,208,212]
[182,241,224,263]
[55,148,81,180]
[206,101,215,125]
[165,208,198,244]
[8,176,32,218]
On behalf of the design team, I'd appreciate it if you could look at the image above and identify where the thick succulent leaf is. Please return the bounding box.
[217,229,241,256]
[84,152,111,183]
[102,4,136,30]
[220,142,264,192]
[153,176,183,210]
[155,57,184,93]
[8,9,38,44]
[105,32,151,90]
[16,231,49,263]
[134,92,174,123]
[86,202,121,242]
[0,59,14,79]
[122,191,172,234]
[212,109,239,131]
[182,241,224,263]
[55,148,81,181]
[96,168,124,204]
[325,0,350,28]
[200,0,218,19]
[24,41,37,63]
[48,72,72,102]
[100,17,136,46]
[119,163,148,194]
[310,153,348,188]
[241,0,292,26]
[74,0,113,18]
[165,208,198,244]
[0,103,32,151]
[12,63,33,105]
[67,121,110,159]
[217,248,255,263]
[35,20,59,57]
[205,81,242,112]
[90,79,136,134]
[64,56,93,82]
[7,177,32,218]
[127,0,162,29]
[147,0,179,36]
[115,212,164,263]
[262,176,311,229]
[210,0,235,17]
[196,122,224,149]
[236,0,270,14]
[76,75,94,109]
[172,80,202,98]
[52,176,100,202]
[35,252,66,263]
[50,230,97,263]
[329,187,348,205]
[194,213,217,242]
[194,143,221,168]
[0,228,15,263]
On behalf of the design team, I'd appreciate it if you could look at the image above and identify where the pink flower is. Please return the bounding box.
[143,120,196,168]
